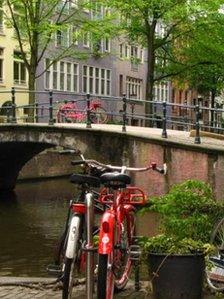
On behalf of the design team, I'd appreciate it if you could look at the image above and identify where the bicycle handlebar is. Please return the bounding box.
[71,159,167,175]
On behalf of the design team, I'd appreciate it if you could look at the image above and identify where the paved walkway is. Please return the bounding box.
[0,277,217,299]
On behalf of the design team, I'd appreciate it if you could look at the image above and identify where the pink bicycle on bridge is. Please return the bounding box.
[57,99,108,124]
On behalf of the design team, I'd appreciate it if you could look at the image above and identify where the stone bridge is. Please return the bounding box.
[0,123,224,199]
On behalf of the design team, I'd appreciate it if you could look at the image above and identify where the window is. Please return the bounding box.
[82,65,111,95]
[91,3,103,19]
[13,51,26,85]
[52,61,58,89]
[60,62,65,90]
[119,43,143,63]
[125,44,129,58]
[131,45,139,71]
[119,44,123,58]
[67,62,71,91]
[73,64,78,92]
[83,32,90,47]
[126,77,142,100]
[56,27,69,47]
[0,48,3,83]
[45,59,79,91]
[153,81,170,102]
[71,26,79,45]
[0,0,3,32]
[103,38,110,52]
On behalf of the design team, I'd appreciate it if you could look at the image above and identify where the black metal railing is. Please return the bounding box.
[0,89,223,145]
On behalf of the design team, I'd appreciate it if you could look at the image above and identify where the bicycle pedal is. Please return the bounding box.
[130,245,141,261]
[46,264,62,276]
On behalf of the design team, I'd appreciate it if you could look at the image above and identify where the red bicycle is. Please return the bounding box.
[57,99,108,124]
[77,159,166,299]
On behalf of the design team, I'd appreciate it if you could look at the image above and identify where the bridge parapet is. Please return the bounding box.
[0,89,224,145]
[0,124,223,200]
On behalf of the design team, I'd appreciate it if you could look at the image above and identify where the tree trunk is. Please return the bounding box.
[28,71,36,122]
[210,88,216,129]
[145,22,156,127]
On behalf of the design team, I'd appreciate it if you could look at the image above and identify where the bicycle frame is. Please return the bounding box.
[57,100,104,122]
[98,188,145,255]
[63,192,98,299]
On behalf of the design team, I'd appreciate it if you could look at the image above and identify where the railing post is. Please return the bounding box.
[86,93,91,128]
[48,90,54,125]
[162,101,167,138]
[194,104,201,144]
[184,100,188,131]
[131,103,135,126]
[153,102,157,128]
[11,87,17,123]
[35,102,38,123]
[122,94,127,132]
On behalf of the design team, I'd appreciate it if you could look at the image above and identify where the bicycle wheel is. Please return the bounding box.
[114,212,135,291]
[97,212,135,298]
[97,253,114,299]
[62,215,82,299]
[206,218,224,291]
[90,107,108,124]
[57,110,63,123]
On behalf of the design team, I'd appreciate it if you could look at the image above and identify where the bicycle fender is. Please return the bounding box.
[65,215,81,259]
[98,210,115,255]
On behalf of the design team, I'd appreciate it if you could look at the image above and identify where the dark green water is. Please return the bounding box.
[0,178,75,277]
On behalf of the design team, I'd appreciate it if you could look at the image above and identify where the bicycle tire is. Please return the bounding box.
[62,215,82,299]
[206,218,224,291]
[114,212,135,291]
[97,253,114,299]
[97,212,135,298]
[90,107,108,124]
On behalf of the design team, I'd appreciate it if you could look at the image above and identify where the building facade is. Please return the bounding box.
[35,1,147,124]
[0,3,29,122]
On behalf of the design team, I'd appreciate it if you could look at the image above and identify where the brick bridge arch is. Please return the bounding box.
[0,124,223,199]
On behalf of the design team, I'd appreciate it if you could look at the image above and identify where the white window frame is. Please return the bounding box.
[91,3,104,20]
[55,27,69,47]
[154,81,170,102]
[13,51,27,85]
[44,59,79,92]
[0,48,3,83]
[82,65,111,96]
[71,26,79,45]
[126,77,142,100]
[0,2,3,32]
[103,37,111,52]
[83,32,90,48]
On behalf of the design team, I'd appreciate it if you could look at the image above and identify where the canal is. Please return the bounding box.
[0,178,75,277]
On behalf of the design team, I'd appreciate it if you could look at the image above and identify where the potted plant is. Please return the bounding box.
[139,179,224,299]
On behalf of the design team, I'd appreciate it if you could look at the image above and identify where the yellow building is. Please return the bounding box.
[0,3,29,122]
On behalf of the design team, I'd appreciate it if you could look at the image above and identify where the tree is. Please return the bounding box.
[103,0,223,124]
[3,0,115,109]
[172,6,224,126]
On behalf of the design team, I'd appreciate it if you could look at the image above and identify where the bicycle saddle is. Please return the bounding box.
[100,172,131,188]
[70,174,100,187]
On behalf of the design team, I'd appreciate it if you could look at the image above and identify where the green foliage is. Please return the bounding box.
[140,180,224,254]
[140,235,212,255]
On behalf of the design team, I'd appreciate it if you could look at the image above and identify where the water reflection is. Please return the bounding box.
[0,178,75,277]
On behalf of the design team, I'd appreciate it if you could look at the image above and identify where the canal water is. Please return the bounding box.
[0,177,156,278]
[0,178,75,277]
